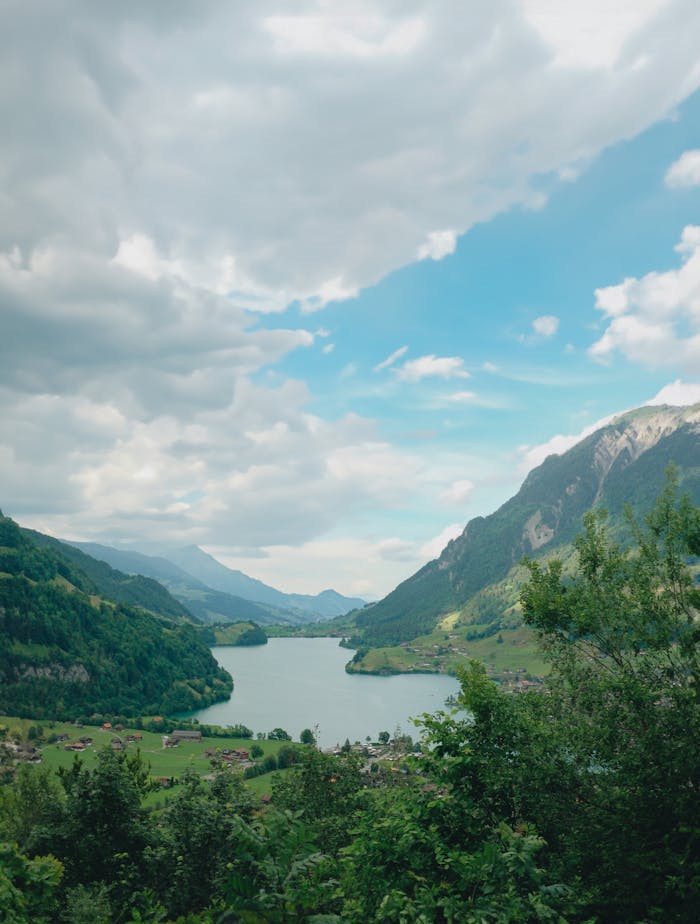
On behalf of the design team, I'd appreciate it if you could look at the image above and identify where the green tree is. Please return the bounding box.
[267,727,291,741]
[520,478,700,921]
[0,842,62,924]
[299,728,316,746]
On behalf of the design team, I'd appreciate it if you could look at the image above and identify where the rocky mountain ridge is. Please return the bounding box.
[353,403,700,649]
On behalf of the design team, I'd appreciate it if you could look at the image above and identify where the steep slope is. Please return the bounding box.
[355,403,700,648]
[24,531,195,623]
[68,542,303,626]
[0,512,232,718]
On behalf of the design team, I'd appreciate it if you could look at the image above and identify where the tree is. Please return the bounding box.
[519,477,700,921]
[377,731,390,745]
[267,727,291,741]
[31,748,154,914]
[0,842,62,924]
[299,728,316,746]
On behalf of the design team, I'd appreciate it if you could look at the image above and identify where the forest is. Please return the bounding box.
[1,480,699,922]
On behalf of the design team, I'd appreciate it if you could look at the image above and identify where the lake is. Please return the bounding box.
[189,637,460,749]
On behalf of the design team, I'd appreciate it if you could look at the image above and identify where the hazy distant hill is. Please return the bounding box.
[70,542,365,625]
[163,545,366,617]
[354,403,700,649]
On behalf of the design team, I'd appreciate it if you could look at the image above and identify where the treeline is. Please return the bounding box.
[1,481,699,921]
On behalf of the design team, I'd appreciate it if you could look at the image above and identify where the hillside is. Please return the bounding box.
[352,403,700,652]
[72,541,366,624]
[24,530,195,623]
[163,545,366,617]
[67,543,301,625]
[0,512,232,718]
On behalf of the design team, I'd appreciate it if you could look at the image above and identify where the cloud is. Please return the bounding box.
[645,379,700,405]
[589,226,700,370]
[417,230,457,261]
[532,314,560,337]
[419,523,464,561]
[374,345,409,372]
[440,479,475,505]
[665,149,700,188]
[322,343,335,354]
[396,355,470,382]
[3,2,699,314]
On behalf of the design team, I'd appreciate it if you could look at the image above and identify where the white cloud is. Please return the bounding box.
[374,345,409,372]
[419,523,464,561]
[396,355,470,382]
[665,149,700,188]
[440,479,475,505]
[322,343,335,354]
[590,225,700,369]
[522,0,666,70]
[645,379,700,405]
[417,229,457,261]
[532,314,560,337]
[3,2,697,314]
[263,12,426,59]
[445,390,478,403]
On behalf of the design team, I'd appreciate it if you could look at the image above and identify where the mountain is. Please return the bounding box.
[23,530,195,623]
[66,542,285,626]
[354,403,700,650]
[0,512,232,718]
[163,545,366,617]
[71,541,365,623]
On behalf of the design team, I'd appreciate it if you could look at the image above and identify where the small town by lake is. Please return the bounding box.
[190,637,460,749]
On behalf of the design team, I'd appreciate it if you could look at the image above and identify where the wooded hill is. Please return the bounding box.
[0,512,232,718]
[351,403,700,650]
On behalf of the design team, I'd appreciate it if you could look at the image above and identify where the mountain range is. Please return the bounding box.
[67,541,366,626]
[349,403,700,657]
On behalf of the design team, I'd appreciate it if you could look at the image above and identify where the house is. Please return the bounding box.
[163,736,179,748]
[125,734,142,743]
[111,738,124,751]
[171,729,202,742]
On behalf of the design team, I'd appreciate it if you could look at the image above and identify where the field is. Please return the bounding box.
[1,717,296,801]
[347,624,548,682]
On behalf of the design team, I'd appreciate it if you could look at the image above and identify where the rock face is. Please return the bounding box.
[355,403,700,647]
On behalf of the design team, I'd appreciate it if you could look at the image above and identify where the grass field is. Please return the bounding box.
[1,717,296,800]
[347,624,548,680]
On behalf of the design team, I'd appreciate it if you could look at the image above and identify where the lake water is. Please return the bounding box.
[189,637,460,749]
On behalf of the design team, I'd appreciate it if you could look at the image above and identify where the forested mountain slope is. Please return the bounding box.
[354,403,700,648]
[24,529,195,623]
[0,512,232,718]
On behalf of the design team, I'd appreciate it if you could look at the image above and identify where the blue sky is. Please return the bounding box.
[3,2,700,598]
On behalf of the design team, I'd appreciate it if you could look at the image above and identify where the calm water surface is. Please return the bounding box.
[190,637,459,748]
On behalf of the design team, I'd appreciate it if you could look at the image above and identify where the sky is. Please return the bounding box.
[3,0,700,600]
